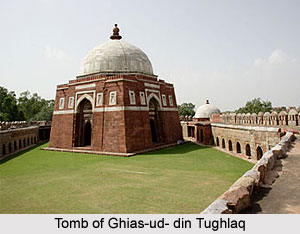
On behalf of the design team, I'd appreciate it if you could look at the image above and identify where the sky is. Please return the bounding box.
[1,0,299,111]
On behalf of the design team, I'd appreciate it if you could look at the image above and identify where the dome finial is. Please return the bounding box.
[110,24,122,40]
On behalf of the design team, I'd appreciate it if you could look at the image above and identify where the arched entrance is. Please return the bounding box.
[75,98,93,147]
[222,138,225,148]
[228,140,233,151]
[236,142,241,153]
[246,144,251,157]
[256,146,263,160]
[216,137,219,146]
[148,97,164,143]
[2,144,6,155]
[8,142,12,153]
[196,129,200,142]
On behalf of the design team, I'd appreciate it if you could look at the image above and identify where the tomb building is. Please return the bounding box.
[49,24,182,155]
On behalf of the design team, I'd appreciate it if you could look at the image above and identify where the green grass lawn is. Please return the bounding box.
[0,142,253,214]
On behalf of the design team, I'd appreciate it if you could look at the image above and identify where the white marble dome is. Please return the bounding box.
[194,100,221,118]
[80,40,154,76]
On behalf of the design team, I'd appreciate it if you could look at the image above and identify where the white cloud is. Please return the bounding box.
[44,45,71,61]
[268,49,287,64]
[254,49,288,68]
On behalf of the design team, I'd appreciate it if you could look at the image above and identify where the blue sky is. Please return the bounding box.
[1,0,299,111]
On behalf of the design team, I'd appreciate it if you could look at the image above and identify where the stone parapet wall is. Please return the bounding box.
[211,123,281,160]
[201,132,295,214]
[211,109,299,130]
[0,121,51,131]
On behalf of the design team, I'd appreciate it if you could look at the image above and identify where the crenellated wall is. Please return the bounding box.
[211,109,299,129]
[0,121,51,131]
[181,108,299,160]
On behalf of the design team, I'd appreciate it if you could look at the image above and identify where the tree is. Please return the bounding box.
[18,91,54,121]
[0,87,54,122]
[235,98,272,114]
[31,100,54,121]
[272,106,287,113]
[0,86,9,113]
[178,103,195,117]
[0,86,24,121]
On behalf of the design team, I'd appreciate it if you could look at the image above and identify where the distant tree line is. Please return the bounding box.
[235,98,272,114]
[177,98,290,117]
[0,86,54,122]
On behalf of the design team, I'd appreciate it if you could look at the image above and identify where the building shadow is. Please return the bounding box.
[0,142,46,165]
[243,154,286,213]
[242,187,272,213]
[144,142,211,156]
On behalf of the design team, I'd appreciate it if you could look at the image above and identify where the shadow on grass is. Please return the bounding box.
[0,142,47,165]
[143,142,211,156]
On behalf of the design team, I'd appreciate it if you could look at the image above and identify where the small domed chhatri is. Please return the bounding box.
[194,100,221,119]
[181,100,221,145]
[80,24,154,76]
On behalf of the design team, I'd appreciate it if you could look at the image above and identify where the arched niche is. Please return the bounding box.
[148,97,164,143]
[74,98,93,147]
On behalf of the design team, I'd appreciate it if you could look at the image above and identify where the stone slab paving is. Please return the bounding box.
[248,135,300,214]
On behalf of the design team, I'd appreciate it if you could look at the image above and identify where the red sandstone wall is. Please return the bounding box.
[100,111,126,153]
[50,73,182,154]
[49,114,74,148]
[161,111,183,143]
[199,125,212,145]
[124,111,152,152]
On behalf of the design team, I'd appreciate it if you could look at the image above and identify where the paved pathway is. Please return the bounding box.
[248,135,300,213]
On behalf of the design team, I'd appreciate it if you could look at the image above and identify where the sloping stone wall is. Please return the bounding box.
[201,132,295,214]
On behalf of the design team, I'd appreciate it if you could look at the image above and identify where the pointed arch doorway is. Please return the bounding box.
[74,98,93,147]
[148,97,165,143]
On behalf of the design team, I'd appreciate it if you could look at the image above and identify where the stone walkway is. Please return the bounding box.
[247,134,300,214]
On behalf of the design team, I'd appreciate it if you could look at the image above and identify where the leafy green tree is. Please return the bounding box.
[178,103,195,117]
[0,87,54,122]
[272,106,287,113]
[0,86,24,121]
[31,100,54,121]
[18,91,54,121]
[0,87,9,113]
[18,91,42,120]
[235,98,272,114]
